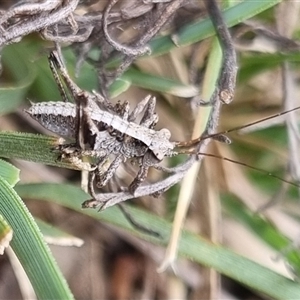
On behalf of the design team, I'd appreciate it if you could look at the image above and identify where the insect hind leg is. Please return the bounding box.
[49,50,83,100]
[139,96,158,128]
[129,95,153,122]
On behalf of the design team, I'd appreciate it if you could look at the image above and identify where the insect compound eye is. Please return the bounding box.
[154,151,164,161]
[158,128,171,139]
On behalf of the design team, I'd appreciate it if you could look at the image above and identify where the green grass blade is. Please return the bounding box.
[0,159,20,187]
[222,193,300,277]
[150,0,281,56]
[109,78,132,98]
[36,219,84,247]
[0,44,36,114]
[15,182,300,299]
[0,178,74,299]
[123,69,199,97]
[0,132,76,169]
[239,52,300,82]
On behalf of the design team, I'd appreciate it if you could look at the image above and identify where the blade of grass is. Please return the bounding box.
[0,159,20,187]
[222,193,300,276]
[158,36,223,272]
[123,68,199,97]
[150,0,281,56]
[239,52,300,83]
[36,219,84,247]
[0,132,77,170]
[0,177,74,299]
[0,43,36,114]
[15,182,300,299]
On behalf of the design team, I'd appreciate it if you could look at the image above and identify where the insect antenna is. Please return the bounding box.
[175,104,300,148]
[172,105,300,193]
[117,203,161,238]
[176,148,300,189]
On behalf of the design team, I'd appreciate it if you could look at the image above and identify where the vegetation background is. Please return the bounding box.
[1,0,300,299]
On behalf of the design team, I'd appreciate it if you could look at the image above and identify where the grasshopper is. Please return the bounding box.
[27,51,300,209]
[26,51,195,197]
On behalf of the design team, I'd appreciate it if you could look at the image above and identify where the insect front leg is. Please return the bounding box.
[95,154,124,188]
[56,144,107,171]
[128,151,161,194]
[86,157,123,208]
[128,163,150,195]
[87,172,106,207]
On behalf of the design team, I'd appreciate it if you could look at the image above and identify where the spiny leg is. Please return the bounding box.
[95,154,124,188]
[77,93,106,149]
[128,95,158,131]
[87,171,104,205]
[114,100,130,120]
[50,49,110,112]
[139,96,158,128]
[128,96,160,194]
[49,50,83,99]
[128,163,150,195]
[128,95,152,122]
[84,178,161,237]
[48,54,69,102]
[49,51,90,150]
[128,150,161,194]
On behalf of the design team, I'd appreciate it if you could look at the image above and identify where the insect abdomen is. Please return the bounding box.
[25,101,77,137]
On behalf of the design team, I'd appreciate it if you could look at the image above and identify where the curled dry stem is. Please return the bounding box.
[0,0,79,47]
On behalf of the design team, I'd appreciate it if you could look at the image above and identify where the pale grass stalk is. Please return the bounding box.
[7,247,36,300]
[81,169,89,194]
[158,38,222,272]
